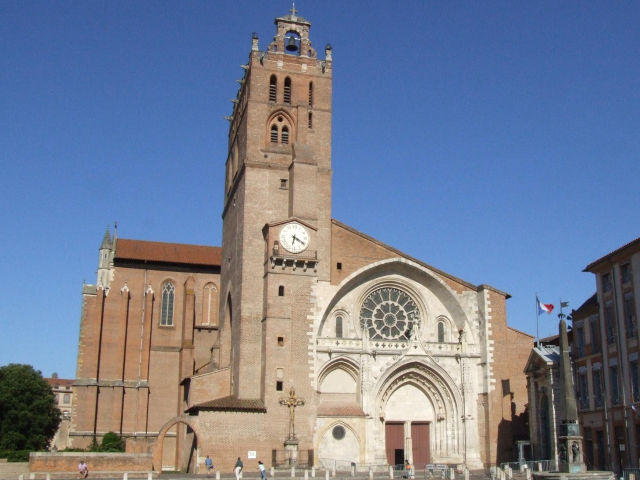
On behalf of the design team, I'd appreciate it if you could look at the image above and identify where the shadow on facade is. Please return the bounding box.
[496,403,529,464]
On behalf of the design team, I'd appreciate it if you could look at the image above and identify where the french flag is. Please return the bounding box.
[537,297,554,315]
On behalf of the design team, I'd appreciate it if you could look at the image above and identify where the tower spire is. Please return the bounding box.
[97,227,115,288]
[100,227,112,249]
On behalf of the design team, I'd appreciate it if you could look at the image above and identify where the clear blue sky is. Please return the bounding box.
[1,1,639,379]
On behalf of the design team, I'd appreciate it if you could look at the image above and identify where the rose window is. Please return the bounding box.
[360,287,420,340]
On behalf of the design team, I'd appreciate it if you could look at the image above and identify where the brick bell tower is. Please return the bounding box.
[220,5,333,419]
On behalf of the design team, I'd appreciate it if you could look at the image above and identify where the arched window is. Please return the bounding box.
[161,281,175,326]
[308,82,313,107]
[336,316,343,338]
[269,75,277,102]
[308,112,313,129]
[203,283,218,326]
[278,285,285,296]
[267,114,292,147]
[437,322,445,342]
[284,77,291,104]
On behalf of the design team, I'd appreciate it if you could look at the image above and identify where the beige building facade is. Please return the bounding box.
[46,375,74,450]
[70,9,532,473]
[572,237,640,473]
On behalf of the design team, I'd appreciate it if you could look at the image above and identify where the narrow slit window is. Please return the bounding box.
[308,112,313,129]
[278,285,285,296]
[308,82,313,107]
[336,316,343,338]
[437,322,445,342]
[284,77,291,104]
[269,75,277,102]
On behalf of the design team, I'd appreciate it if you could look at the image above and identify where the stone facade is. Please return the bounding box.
[525,343,563,467]
[70,8,532,474]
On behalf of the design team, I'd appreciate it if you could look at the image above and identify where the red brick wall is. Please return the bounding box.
[71,263,220,450]
[29,452,152,473]
[485,289,533,464]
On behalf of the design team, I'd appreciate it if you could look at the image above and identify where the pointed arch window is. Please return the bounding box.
[284,77,292,104]
[268,114,292,147]
[161,281,175,326]
[308,82,313,107]
[269,75,277,102]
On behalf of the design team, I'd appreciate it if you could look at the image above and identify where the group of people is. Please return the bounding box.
[205,456,265,480]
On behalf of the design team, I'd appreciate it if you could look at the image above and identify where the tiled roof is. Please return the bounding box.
[188,396,266,413]
[115,238,221,267]
[45,377,74,388]
[574,293,598,315]
[534,345,560,364]
[584,236,640,272]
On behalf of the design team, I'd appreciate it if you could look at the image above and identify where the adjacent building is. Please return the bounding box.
[572,237,640,472]
[69,8,533,473]
[45,374,74,450]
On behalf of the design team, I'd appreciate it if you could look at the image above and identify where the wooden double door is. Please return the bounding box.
[385,422,430,468]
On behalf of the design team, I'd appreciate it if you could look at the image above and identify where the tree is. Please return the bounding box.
[95,432,125,452]
[0,364,61,451]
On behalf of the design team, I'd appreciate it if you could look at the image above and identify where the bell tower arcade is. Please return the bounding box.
[220,8,333,400]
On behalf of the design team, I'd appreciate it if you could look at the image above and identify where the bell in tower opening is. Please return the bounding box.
[285,31,300,53]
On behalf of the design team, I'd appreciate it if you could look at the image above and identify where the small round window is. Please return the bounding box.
[332,425,346,440]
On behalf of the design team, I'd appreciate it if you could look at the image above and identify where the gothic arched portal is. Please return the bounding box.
[377,360,462,466]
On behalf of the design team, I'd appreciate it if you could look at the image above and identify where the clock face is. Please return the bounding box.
[279,223,310,253]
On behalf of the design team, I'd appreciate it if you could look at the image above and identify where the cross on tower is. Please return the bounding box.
[279,386,305,441]
[290,3,297,18]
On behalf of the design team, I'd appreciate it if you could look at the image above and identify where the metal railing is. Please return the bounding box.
[497,460,553,472]
[624,468,640,480]
[272,450,313,468]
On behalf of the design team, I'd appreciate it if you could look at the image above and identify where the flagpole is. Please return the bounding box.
[535,294,539,346]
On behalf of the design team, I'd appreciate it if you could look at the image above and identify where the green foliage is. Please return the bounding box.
[88,432,125,452]
[100,432,125,452]
[0,364,61,451]
[0,450,31,462]
[88,437,99,452]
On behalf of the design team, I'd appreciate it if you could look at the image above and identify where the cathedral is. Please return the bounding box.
[70,9,532,473]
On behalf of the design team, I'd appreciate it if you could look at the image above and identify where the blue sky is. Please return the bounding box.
[1,1,639,379]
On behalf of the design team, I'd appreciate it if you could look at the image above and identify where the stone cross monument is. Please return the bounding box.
[280,386,305,465]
